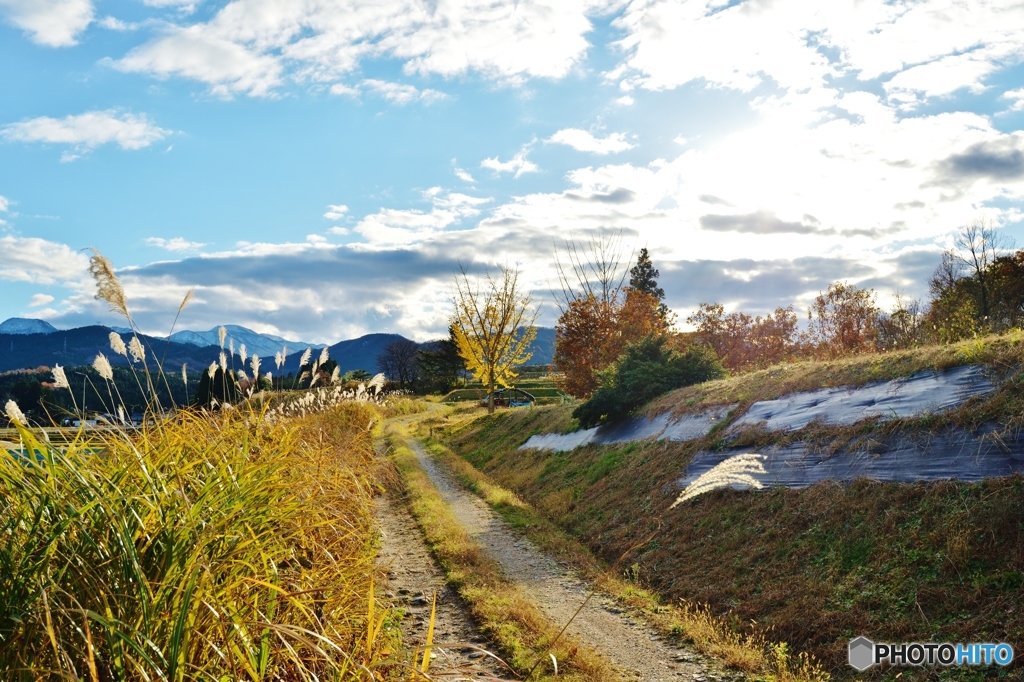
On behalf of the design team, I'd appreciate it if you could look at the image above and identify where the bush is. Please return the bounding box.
[573,334,724,427]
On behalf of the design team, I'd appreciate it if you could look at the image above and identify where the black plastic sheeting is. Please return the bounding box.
[519,404,735,452]
[730,365,994,433]
[676,424,1024,490]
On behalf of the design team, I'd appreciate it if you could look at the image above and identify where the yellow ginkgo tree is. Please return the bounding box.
[452,264,538,413]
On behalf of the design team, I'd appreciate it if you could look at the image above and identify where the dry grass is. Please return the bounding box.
[0,401,398,680]
[385,423,617,682]
[648,329,1024,420]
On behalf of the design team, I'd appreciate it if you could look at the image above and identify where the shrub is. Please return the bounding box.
[573,335,724,427]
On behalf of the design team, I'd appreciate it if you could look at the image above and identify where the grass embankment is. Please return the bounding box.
[385,423,616,682]
[0,402,397,680]
[440,334,1024,681]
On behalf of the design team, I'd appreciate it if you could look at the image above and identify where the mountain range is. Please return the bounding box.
[0,318,556,374]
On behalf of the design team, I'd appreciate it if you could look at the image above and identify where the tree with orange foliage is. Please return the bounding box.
[687,303,797,370]
[806,281,878,357]
[553,243,671,398]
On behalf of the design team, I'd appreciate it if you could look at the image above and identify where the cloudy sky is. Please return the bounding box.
[1,0,1023,343]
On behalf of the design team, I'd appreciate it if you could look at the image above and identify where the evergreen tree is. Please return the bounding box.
[418,325,466,394]
[628,248,665,300]
[628,247,671,321]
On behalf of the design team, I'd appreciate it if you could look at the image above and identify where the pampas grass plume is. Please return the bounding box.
[250,355,261,377]
[88,249,129,319]
[182,363,187,385]
[299,348,311,368]
[218,325,227,349]
[128,336,145,363]
[318,346,329,365]
[93,353,114,381]
[670,454,766,508]
[239,344,247,366]
[52,364,70,390]
[109,332,127,357]
[219,351,227,372]
[207,362,217,379]
[5,399,26,425]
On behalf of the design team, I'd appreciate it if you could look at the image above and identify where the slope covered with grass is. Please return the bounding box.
[442,333,1024,680]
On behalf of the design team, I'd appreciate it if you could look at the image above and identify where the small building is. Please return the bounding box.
[480,387,536,408]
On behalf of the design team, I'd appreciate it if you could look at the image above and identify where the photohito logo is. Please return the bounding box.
[849,636,1014,670]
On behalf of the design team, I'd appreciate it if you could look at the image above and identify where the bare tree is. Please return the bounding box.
[953,218,1012,321]
[377,339,420,389]
[553,230,633,313]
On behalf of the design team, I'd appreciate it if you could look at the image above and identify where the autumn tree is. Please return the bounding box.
[687,303,798,370]
[807,281,879,357]
[452,265,538,414]
[553,238,671,398]
[875,293,927,350]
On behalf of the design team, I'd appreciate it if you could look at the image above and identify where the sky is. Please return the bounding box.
[1,0,1023,343]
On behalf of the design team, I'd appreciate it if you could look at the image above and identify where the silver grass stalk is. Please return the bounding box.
[250,355,261,377]
[670,454,766,509]
[237,369,248,383]
[265,371,272,382]
[219,351,227,372]
[239,344,247,366]
[128,336,145,363]
[182,363,187,384]
[274,350,284,370]
[117,405,125,424]
[52,364,69,390]
[218,325,227,349]
[330,366,341,385]
[299,348,311,368]
[178,288,195,314]
[109,331,127,357]
[5,399,26,425]
[207,362,217,379]
[88,249,129,319]
[368,373,386,393]
[318,346,329,365]
[229,338,234,358]
[93,353,114,381]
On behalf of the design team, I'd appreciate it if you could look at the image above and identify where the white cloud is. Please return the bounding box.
[329,83,360,97]
[0,235,90,285]
[0,0,93,47]
[146,237,207,251]
[97,16,138,31]
[112,0,599,96]
[481,149,539,178]
[454,166,476,183]
[354,190,491,248]
[616,95,634,106]
[1004,88,1024,112]
[548,128,635,154]
[29,293,54,307]
[362,79,446,105]
[0,195,8,212]
[114,25,284,98]
[323,204,349,220]
[2,110,171,155]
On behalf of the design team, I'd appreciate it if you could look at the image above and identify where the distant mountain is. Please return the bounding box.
[0,318,58,335]
[528,327,555,365]
[169,324,325,360]
[280,333,407,376]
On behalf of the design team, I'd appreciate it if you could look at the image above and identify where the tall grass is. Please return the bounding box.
[0,401,393,680]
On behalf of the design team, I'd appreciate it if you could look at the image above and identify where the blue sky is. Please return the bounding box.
[1,0,1023,343]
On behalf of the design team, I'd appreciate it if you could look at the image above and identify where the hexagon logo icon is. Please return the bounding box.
[849,636,875,671]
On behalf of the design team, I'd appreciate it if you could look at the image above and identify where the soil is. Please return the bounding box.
[397,434,741,682]
[374,481,516,679]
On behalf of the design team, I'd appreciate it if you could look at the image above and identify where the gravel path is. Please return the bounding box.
[403,436,727,682]
[375,477,515,679]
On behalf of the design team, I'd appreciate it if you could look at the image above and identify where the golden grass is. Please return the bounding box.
[0,401,397,680]
[385,423,617,682]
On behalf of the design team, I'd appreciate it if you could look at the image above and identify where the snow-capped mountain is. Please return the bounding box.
[0,318,58,335]
[168,325,325,360]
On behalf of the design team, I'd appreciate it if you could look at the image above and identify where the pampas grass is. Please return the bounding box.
[88,248,129,319]
[128,336,145,363]
[109,331,127,357]
[239,343,248,366]
[670,454,766,508]
[52,364,69,390]
[4,399,25,425]
[92,353,114,382]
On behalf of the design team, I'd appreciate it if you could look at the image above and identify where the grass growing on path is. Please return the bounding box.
[384,423,617,682]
